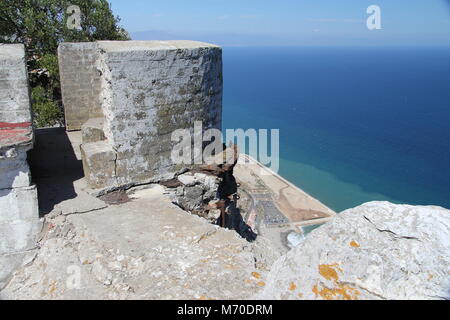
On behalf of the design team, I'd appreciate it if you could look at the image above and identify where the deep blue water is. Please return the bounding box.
[222,46,450,212]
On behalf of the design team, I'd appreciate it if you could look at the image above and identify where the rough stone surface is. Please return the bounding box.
[169,172,219,222]
[256,202,450,300]
[0,143,31,190]
[0,139,41,290]
[0,47,40,289]
[81,118,105,144]
[58,42,103,131]
[0,44,32,123]
[80,141,116,190]
[92,40,223,189]
[1,185,279,300]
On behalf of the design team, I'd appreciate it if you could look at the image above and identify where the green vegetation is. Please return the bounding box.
[0,0,129,127]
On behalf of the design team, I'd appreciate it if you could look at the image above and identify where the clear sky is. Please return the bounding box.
[108,0,450,46]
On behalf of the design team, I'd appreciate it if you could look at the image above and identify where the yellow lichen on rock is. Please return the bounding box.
[350,241,360,248]
[312,283,360,300]
[289,282,297,291]
[313,263,360,300]
[48,281,57,295]
[318,263,341,281]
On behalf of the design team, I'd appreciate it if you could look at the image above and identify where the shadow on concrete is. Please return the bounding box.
[28,128,83,217]
[218,200,257,242]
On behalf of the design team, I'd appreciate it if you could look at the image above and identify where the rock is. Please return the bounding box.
[286,232,305,249]
[207,209,221,221]
[193,173,207,184]
[175,187,184,197]
[108,261,122,272]
[185,185,204,200]
[178,173,197,187]
[256,202,450,300]
[204,175,218,190]
[92,260,113,286]
[170,170,219,222]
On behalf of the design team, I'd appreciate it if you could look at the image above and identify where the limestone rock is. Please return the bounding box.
[178,173,197,187]
[170,171,219,222]
[256,202,450,300]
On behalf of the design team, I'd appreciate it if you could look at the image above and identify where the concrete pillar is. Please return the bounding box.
[0,44,41,289]
[79,40,223,190]
[58,42,103,131]
[0,44,32,123]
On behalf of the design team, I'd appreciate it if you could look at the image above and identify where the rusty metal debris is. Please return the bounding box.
[161,144,256,241]
[200,144,239,228]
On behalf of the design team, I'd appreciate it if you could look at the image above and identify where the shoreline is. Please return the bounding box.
[235,154,336,229]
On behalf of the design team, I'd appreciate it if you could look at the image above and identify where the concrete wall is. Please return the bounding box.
[58,42,103,131]
[0,44,40,289]
[0,44,32,123]
[81,40,223,190]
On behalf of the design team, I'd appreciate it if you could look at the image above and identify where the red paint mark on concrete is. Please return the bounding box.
[0,122,32,147]
[0,122,32,129]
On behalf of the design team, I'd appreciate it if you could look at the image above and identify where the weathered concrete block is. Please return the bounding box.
[0,49,39,289]
[0,146,31,190]
[81,117,106,144]
[0,212,41,256]
[92,40,223,189]
[0,186,39,224]
[58,42,103,131]
[81,141,117,189]
[0,44,32,123]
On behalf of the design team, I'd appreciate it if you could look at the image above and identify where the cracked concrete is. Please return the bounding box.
[0,184,279,300]
[0,129,280,300]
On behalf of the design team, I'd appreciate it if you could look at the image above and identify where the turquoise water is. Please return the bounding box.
[222,47,450,212]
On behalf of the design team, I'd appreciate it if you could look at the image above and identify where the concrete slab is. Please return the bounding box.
[81,118,105,144]
[1,185,279,300]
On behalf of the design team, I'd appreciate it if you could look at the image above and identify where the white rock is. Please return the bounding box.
[256,202,450,300]
[178,174,197,187]
[286,232,305,249]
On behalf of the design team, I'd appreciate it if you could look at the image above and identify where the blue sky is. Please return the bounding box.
[108,0,450,46]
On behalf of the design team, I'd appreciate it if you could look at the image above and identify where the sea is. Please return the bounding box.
[222,46,450,213]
